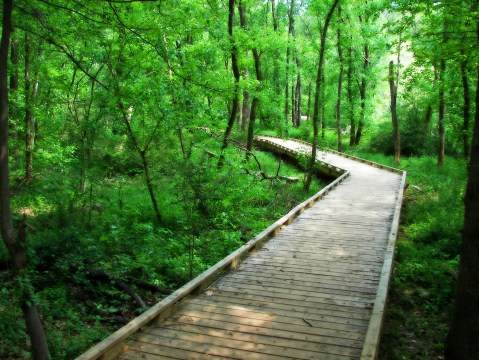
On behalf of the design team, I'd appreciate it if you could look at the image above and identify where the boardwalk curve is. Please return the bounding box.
[76,137,406,360]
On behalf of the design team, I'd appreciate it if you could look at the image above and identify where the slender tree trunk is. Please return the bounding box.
[355,42,368,146]
[294,72,301,127]
[241,90,250,130]
[461,59,471,158]
[247,47,262,155]
[9,30,18,138]
[178,126,187,159]
[80,133,88,193]
[139,150,161,223]
[304,0,340,192]
[24,34,35,184]
[237,2,249,132]
[284,0,294,124]
[438,59,446,166]
[445,18,479,359]
[289,0,301,128]
[424,103,433,135]
[238,1,263,156]
[389,61,401,165]
[306,81,312,122]
[271,0,280,96]
[336,6,344,152]
[1,2,50,359]
[320,71,325,139]
[347,41,355,146]
[218,0,240,167]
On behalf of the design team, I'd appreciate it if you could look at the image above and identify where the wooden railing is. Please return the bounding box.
[254,136,345,178]
[360,170,406,359]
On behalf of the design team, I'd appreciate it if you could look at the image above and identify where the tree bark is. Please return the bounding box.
[271,0,280,96]
[9,29,18,138]
[320,71,325,139]
[218,0,240,167]
[241,90,250,130]
[238,1,263,157]
[438,59,446,166]
[336,5,344,152]
[246,47,262,156]
[24,34,36,185]
[461,59,471,158]
[284,0,294,124]
[304,0,340,192]
[444,18,479,359]
[1,1,50,358]
[389,61,401,165]
[347,40,355,146]
[306,81,312,122]
[355,42,368,145]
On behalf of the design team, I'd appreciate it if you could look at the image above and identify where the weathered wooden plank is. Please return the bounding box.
[148,317,363,353]
[186,294,371,323]
[139,325,361,359]
[228,272,379,293]
[215,280,375,305]
[360,171,407,359]
[181,300,368,332]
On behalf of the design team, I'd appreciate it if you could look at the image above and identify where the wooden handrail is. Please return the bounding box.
[281,136,403,175]
[360,170,407,359]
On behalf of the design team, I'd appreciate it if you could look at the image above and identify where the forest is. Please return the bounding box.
[0,0,478,359]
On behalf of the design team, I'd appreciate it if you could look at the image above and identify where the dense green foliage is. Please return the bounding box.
[0,0,478,358]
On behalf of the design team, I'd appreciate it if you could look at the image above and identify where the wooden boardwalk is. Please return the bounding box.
[77,137,406,360]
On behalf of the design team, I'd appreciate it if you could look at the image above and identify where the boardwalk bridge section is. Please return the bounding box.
[77,137,407,360]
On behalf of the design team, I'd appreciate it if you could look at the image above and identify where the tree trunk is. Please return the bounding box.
[271,0,280,96]
[247,46,262,155]
[355,42,368,146]
[304,0,340,192]
[438,59,446,166]
[9,30,18,138]
[461,59,471,158]
[389,61,401,165]
[444,19,479,359]
[306,81,312,122]
[239,1,263,156]
[24,34,35,185]
[218,0,240,167]
[293,69,301,127]
[320,71,325,139]
[424,103,433,136]
[139,150,162,224]
[336,6,344,152]
[241,90,250,130]
[347,40,355,146]
[1,2,50,358]
[284,0,295,124]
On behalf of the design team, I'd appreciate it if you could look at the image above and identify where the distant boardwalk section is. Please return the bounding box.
[76,136,406,360]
